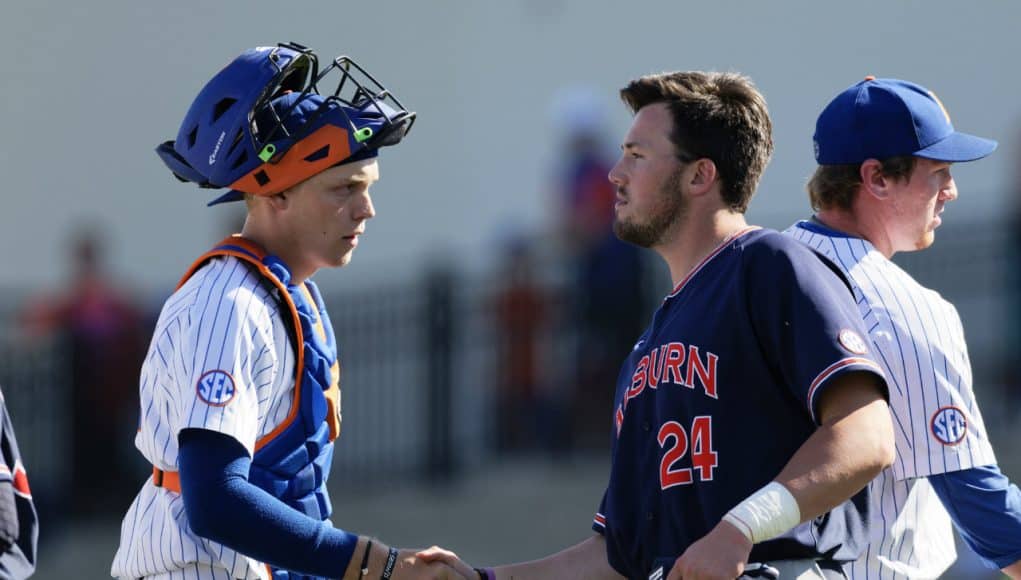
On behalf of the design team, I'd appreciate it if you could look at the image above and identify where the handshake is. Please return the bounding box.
[350,540,482,580]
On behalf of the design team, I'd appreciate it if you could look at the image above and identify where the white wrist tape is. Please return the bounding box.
[722,481,801,543]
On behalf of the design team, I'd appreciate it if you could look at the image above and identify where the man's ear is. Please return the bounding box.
[266,190,290,211]
[688,158,718,196]
[860,159,890,200]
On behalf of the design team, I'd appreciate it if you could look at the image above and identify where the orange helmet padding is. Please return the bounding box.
[228,124,353,196]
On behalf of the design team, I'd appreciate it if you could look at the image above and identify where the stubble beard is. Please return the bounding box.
[613,166,687,248]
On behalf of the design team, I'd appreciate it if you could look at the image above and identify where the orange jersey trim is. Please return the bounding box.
[152,467,181,494]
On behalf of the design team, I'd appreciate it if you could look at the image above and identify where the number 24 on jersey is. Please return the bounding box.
[658,416,717,489]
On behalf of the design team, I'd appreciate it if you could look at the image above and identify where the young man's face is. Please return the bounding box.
[885,157,957,253]
[279,158,380,271]
[608,103,688,249]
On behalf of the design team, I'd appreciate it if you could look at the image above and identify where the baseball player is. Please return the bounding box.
[422,72,894,580]
[110,43,465,580]
[0,386,37,579]
[785,77,1021,579]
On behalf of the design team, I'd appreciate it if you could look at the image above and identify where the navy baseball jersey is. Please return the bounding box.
[591,227,887,578]
[0,387,37,579]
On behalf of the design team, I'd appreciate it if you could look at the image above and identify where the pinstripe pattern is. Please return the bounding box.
[112,256,296,579]
[787,221,994,579]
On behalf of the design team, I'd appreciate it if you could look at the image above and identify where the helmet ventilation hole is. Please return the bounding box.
[304,145,330,162]
[230,150,249,170]
[227,129,245,156]
[212,98,238,123]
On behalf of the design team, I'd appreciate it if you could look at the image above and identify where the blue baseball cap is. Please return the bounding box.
[813,77,997,165]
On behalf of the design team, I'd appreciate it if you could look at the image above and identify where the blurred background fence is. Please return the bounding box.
[0,217,1019,579]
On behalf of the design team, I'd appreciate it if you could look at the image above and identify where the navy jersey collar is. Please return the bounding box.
[666,226,760,300]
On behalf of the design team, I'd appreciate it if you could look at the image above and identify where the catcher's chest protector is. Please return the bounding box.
[180,236,343,580]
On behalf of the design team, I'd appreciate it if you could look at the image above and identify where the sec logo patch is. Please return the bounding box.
[196,370,236,406]
[838,329,868,354]
[930,406,967,446]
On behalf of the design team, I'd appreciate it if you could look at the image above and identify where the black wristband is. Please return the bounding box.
[359,539,373,577]
[380,546,399,580]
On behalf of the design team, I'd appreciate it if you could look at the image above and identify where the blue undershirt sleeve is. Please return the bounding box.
[178,428,358,578]
[928,464,1021,570]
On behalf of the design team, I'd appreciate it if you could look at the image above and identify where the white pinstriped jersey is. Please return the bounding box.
[786,221,997,579]
[112,256,297,580]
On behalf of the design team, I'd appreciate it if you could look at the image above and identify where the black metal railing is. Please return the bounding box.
[2,219,1019,513]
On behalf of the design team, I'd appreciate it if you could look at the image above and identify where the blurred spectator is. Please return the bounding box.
[549,88,658,449]
[556,113,618,252]
[490,237,563,455]
[18,227,146,516]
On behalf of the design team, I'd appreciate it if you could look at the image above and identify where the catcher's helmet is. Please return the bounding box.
[156,42,415,205]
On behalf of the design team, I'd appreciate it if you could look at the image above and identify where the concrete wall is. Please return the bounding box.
[3,0,1020,295]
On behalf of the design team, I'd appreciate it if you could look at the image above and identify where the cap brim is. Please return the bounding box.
[206,190,245,207]
[916,131,998,163]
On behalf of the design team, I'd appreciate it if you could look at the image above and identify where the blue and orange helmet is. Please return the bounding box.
[156,42,415,205]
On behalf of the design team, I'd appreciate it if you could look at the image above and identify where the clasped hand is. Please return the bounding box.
[665,520,753,580]
[391,546,476,580]
[413,546,478,579]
